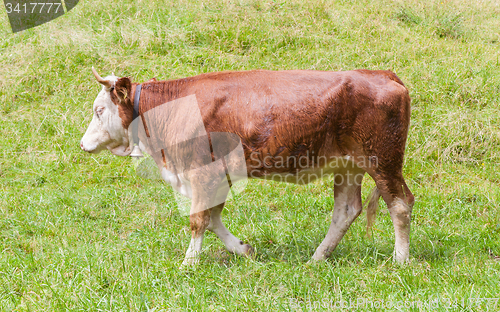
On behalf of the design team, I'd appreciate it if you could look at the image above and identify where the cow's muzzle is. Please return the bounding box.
[80,140,95,153]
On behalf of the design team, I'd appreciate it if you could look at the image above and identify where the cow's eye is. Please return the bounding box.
[95,107,104,116]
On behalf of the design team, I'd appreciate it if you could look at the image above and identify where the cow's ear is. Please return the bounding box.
[146,77,157,83]
[115,77,132,104]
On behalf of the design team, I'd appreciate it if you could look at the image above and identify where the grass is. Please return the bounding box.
[0,0,499,310]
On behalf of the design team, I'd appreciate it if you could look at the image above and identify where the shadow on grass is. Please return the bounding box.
[200,233,496,268]
[201,234,397,266]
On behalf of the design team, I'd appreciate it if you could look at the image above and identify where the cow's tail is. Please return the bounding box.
[365,187,381,237]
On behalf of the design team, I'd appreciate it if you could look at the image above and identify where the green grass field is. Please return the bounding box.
[1,0,499,310]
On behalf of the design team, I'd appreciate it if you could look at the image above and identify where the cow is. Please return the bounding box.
[80,67,414,266]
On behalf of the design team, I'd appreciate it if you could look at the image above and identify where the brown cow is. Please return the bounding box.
[80,68,414,266]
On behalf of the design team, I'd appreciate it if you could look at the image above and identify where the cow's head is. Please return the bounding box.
[80,67,134,156]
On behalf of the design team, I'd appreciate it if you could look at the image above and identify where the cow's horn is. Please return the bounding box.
[92,66,112,89]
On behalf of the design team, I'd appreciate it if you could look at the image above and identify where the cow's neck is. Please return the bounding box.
[135,78,191,115]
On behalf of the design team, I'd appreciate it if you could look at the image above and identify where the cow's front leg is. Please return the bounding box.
[181,206,211,267]
[208,202,253,256]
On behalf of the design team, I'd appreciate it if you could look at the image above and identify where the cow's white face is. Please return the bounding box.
[80,70,132,156]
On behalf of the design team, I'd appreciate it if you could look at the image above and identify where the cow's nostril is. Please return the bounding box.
[80,141,84,150]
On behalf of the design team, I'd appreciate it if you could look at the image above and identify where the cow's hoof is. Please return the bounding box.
[310,250,328,261]
[310,255,324,261]
[180,257,200,269]
[241,244,255,257]
[393,253,410,265]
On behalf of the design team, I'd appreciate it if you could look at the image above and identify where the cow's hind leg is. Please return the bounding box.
[312,170,364,261]
[207,202,253,256]
[374,176,414,263]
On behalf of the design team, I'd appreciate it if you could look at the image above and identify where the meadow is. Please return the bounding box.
[0,0,499,310]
